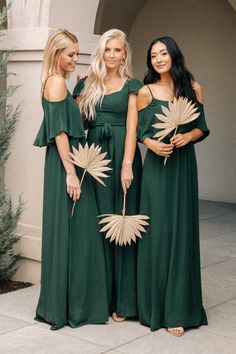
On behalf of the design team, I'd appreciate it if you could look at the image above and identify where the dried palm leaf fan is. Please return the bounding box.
[98,192,150,246]
[67,143,112,216]
[153,97,200,165]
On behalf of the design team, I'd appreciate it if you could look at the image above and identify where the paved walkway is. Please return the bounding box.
[0,200,236,354]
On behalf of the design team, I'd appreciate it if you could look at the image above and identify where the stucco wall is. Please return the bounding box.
[49,0,99,33]
[129,0,236,202]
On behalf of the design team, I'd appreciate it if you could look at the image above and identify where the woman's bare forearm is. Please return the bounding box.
[55,132,76,175]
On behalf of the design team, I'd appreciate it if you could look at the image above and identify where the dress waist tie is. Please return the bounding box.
[89,121,126,160]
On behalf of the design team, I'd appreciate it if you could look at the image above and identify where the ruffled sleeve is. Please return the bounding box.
[192,102,210,143]
[33,94,85,147]
[127,78,142,95]
[138,105,157,142]
[72,78,86,98]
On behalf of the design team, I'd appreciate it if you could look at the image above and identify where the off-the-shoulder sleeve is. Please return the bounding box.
[33,98,85,147]
[73,78,85,98]
[138,105,157,142]
[192,102,210,143]
[127,78,142,95]
[183,102,210,144]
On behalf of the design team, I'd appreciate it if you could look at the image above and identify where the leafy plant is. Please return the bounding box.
[0,4,23,282]
[0,192,24,282]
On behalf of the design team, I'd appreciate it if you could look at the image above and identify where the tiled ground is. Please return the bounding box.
[0,200,236,354]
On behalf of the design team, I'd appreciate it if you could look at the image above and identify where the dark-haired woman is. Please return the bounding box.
[137,37,209,335]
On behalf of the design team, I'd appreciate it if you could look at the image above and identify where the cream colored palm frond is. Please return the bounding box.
[98,193,150,246]
[68,143,112,186]
[67,143,112,215]
[152,97,200,165]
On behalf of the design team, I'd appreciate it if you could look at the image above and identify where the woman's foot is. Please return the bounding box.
[167,327,184,337]
[112,312,126,322]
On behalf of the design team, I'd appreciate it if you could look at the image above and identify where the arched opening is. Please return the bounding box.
[94,0,147,35]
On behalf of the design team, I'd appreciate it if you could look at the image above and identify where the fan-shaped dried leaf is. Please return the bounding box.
[153,97,200,141]
[66,143,112,216]
[67,143,112,186]
[99,213,150,246]
[152,97,200,165]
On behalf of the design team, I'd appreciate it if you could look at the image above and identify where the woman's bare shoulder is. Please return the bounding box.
[192,81,203,103]
[137,85,152,111]
[44,74,67,102]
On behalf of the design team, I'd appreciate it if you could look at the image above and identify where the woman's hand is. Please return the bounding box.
[121,162,133,193]
[77,74,87,82]
[170,133,192,148]
[144,138,174,157]
[66,172,81,202]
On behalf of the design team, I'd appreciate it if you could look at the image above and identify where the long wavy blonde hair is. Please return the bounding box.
[41,29,78,93]
[80,29,133,119]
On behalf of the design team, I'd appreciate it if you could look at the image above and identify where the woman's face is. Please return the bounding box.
[58,43,79,75]
[103,38,126,72]
[150,41,172,75]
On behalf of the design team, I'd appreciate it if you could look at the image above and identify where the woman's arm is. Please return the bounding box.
[137,86,173,157]
[137,86,152,111]
[170,128,204,148]
[143,138,174,156]
[44,75,81,201]
[121,93,138,193]
[170,82,204,148]
[74,75,87,105]
[55,133,81,201]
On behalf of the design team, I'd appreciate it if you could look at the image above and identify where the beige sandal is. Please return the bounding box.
[167,327,184,337]
[112,312,126,322]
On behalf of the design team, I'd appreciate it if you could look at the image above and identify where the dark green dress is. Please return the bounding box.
[73,78,142,317]
[137,96,209,331]
[33,91,109,330]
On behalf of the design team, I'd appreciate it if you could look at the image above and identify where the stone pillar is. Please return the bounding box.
[2,0,100,283]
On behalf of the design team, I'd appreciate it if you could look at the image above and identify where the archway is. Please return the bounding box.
[94,0,147,34]
[95,0,236,35]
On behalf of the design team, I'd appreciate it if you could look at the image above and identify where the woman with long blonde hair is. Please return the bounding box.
[73,28,142,321]
[34,29,109,330]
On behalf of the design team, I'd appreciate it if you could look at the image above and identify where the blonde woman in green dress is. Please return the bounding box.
[34,29,109,330]
[137,36,209,336]
[73,29,142,322]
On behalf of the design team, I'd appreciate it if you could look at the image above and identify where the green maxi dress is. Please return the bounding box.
[137,94,209,331]
[33,91,109,330]
[73,78,142,317]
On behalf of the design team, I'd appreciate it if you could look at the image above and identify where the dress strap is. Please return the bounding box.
[42,73,57,94]
[147,85,154,99]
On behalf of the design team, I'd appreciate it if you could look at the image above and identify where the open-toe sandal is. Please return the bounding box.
[167,327,184,337]
[112,312,126,322]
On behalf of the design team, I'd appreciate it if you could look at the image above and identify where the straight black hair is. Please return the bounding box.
[144,36,197,101]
